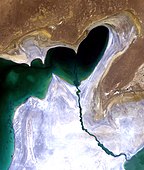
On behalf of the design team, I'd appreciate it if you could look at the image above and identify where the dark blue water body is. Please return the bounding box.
[1,25,125,170]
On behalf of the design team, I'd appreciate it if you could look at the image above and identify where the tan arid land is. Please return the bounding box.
[0,0,144,122]
[1,1,144,169]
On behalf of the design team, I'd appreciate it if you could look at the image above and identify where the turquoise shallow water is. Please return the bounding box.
[0,59,52,170]
[0,26,109,170]
[1,24,142,170]
[124,148,144,170]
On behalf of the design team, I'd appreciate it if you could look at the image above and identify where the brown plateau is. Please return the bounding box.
[0,0,144,114]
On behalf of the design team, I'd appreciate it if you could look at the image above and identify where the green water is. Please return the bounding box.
[124,148,144,170]
[0,58,52,170]
[0,26,109,169]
